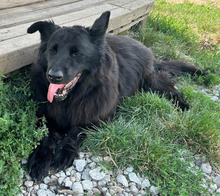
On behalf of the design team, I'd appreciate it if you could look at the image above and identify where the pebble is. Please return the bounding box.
[75,159,86,172]
[89,167,106,181]
[117,174,129,187]
[24,181,33,187]
[201,163,212,174]
[150,186,159,195]
[72,182,84,194]
[20,147,220,196]
[128,172,141,185]
[82,180,93,191]
[213,175,220,188]
[141,178,151,189]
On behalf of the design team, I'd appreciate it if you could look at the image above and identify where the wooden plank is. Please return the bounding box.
[0,2,117,41]
[0,0,154,74]
[0,0,45,10]
[0,3,120,73]
[0,0,106,28]
[0,0,153,41]
[108,0,154,32]
[0,0,79,18]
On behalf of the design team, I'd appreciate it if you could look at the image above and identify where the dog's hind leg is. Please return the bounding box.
[143,71,190,110]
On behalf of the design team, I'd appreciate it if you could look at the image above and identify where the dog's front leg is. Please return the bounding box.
[27,134,57,181]
[52,126,85,171]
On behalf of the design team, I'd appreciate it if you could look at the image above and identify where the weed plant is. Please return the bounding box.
[0,69,47,195]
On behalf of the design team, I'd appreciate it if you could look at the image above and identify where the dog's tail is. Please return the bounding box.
[155,60,204,76]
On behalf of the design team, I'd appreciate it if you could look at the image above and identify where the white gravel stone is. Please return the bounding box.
[21,158,27,164]
[46,189,55,196]
[141,178,151,189]
[116,174,129,187]
[58,177,65,185]
[74,172,81,181]
[103,156,111,162]
[93,188,101,195]
[89,168,106,181]
[124,167,134,174]
[43,176,51,184]
[70,176,76,182]
[128,172,141,185]
[150,186,159,195]
[72,182,84,194]
[34,185,39,190]
[91,156,103,162]
[50,175,58,182]
[79,152,85,159]
[98,180,107,186]
[201,163,212,174]
[140,190,147,195]
[88,162,96,169]
[213,175,220,188]
[86,157,92,163]
[24,181,34,188]
[64,178,73,189]
[39,183,47,190]
[50,186,56,192]
[106,192,111,196]
[194,155,206,166]
[82,180,93,191]
[75,159,87,172]
[82,168,91,180]
[25,174,32,181]
[103,174,111,182]
[102,187,108,194]
[109,186,123,195]
[37,189,47,196]
[130,184,138,194]
[210,183,217,191]
[92,181,97,187]
[57,171,66,177]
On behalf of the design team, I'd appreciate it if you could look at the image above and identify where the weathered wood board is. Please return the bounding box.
[0,0,154,75]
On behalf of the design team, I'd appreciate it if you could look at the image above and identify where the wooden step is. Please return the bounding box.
[0,0,154,75]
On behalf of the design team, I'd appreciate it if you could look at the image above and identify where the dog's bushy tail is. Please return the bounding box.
[155,60,204,76]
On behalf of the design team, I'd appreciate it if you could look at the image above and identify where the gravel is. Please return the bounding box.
[19,151,220,196]
[19,86,220,195]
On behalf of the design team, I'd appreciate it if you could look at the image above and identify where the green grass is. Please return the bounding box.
[83,0,220,195]
[1,0,220,195]
[0,69,47,195]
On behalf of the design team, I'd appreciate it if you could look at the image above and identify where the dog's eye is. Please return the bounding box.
[71,52,80,57]
[70,46,80,57]
[49,45,58,54]
[50,48,57,54]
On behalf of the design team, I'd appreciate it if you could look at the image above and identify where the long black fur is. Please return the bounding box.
[27,11,203,180]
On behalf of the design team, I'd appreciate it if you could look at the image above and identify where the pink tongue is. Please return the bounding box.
[47,83,65,103]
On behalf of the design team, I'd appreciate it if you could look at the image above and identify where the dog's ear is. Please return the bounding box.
[89,11,110,45]
[27,21,59,42]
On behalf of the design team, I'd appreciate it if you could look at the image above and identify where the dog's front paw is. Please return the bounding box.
[52,137,78,170]
[27,145,53,181]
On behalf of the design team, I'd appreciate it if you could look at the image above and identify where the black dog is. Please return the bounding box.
[27,11,203,180]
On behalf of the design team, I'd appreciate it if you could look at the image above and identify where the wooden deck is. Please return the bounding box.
[0,0,154,75]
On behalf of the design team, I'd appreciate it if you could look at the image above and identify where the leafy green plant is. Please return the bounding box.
[0,69,47,195]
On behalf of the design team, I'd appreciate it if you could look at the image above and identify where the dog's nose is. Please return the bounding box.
[47,70,63,82]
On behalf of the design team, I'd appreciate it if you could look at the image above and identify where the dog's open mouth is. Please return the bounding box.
[47,73,81,103]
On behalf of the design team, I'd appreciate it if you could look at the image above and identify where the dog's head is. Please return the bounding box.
[28,11,110,103]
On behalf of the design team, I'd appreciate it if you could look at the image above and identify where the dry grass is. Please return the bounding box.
[165,0,220,8]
